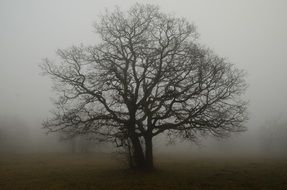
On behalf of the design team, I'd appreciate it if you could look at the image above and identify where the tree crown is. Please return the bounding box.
[41,4,248,145]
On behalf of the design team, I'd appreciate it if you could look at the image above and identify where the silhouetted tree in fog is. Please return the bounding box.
[41,4,248,170]
[259,120,287,156]
[0,116,29,152]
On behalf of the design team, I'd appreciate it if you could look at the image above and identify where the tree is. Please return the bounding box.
[41,4,248,170]
[0,115,29,153]
[259,119,287,157]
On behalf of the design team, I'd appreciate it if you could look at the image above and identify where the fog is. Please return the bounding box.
[1,0,287,157]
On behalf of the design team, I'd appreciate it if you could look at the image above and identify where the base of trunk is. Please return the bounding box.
[125,135,154,171]
[129,157,154,171]
[130,164,155,172]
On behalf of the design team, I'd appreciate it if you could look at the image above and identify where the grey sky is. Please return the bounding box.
[0,0,287,130]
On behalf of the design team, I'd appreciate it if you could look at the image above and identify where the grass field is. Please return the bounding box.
[0,153,287,190]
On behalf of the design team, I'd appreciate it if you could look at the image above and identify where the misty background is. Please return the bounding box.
[1,0,287,156]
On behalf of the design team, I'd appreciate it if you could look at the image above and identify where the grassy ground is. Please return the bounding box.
[0,153,287,190]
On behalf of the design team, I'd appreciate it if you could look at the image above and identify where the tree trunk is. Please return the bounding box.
[130,136,146,169]
[126,140,134,169]
[144,135,154,170]
[128,135,155,171]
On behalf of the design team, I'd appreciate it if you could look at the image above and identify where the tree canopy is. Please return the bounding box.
[41,4,248,170]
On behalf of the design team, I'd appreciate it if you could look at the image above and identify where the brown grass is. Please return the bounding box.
[0,153,287,189]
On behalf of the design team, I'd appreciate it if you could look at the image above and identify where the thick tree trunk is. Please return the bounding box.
[144,135,154,170]
[130,136,146,169]
[129,135,154,171]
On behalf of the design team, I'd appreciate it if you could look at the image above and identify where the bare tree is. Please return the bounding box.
[0,116,29,153]
[41,4,248,170]
[259,119,287,157]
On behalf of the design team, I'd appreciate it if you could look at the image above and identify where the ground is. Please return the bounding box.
[0,153,287,190]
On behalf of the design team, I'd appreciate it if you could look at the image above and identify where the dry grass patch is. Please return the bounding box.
[0,153,286,189]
